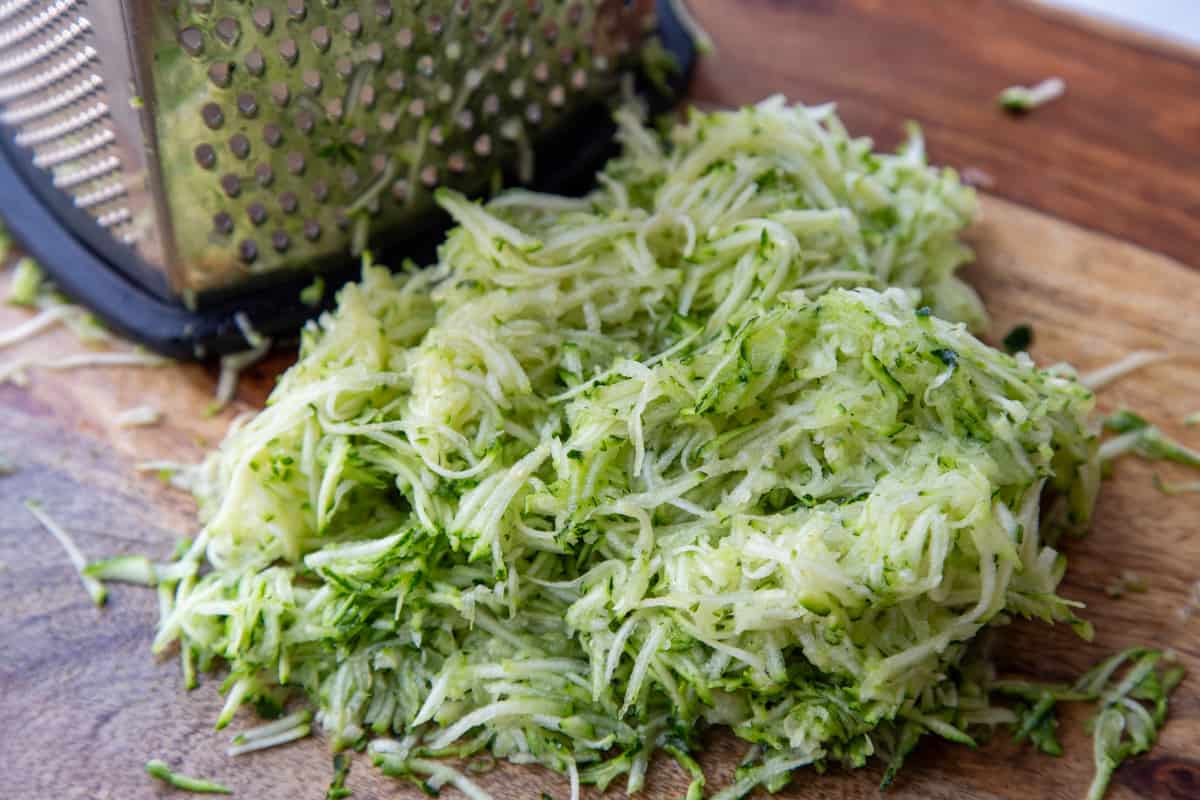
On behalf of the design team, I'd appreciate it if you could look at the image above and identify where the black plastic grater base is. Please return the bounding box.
[0,0,696,360]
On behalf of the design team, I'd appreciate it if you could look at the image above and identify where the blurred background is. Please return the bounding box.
[1043,0,1200,45]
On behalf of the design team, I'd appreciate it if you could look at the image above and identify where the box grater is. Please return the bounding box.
[0,0,694,356]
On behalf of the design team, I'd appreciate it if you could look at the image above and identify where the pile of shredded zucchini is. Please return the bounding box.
[143,99,1178,798]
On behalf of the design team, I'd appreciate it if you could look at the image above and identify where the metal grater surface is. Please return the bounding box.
[0,0,667,301]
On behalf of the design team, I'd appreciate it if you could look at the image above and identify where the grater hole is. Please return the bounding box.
[302,69,322,93]
[279,38,298,65]
[179,27,204,57]
[343,12,362,38]
[295,110,315,134]
[286,0,306,21]
[335,56,353,79]
[255,163,274,187]
[364,42,384,63]
[371,154,387,173]
[194,143,217,169]
[378,111,397,132]
[311,26,330,52]
[407,98,425,118]
[420,165,438,188]
[533,62,549,83]
[312,180,329,202]
[244,48,265,77]
[279,191,299,214]
[324,97,343,121]
[239,239,258,263]
[201,103,225,129]
[220,174,241,197]
[263,123,283,147]
[429,126,444,146]
[473,134,491,157]
[457,109,474,130]
[286,152,306,175]
[272,230,290,252]
[359,84,377,109]
[386,71,404,92]
[303,220,321,241]
[548,85,565,107]
[391,180,408,201]
[349,128,367,148]
[426,15,443,36]
[229,133,250,160]
[270,83,290,107]
[247,202,268,226]
[213,211,233,235]
[448,153,467,173]
[417,55,434,77]
[375,1,393,24]
[237,93,258,118]
[215,18,240,47]
[207,62,233,88]
[252,7,273,35]
[341,167,358,189]
[395,28,413,48]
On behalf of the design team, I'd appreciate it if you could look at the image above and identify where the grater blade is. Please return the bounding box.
[0,0,695,356]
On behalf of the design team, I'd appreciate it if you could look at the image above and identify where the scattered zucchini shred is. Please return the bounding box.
[7,256,42,306]
[1152,474,1200,495]
[998,77,1066,113]
[301,276,327,308]
[1100,409,1200,469]
[327,753,353,800]
[128,99,1176,799]
[992,648,1183,800]
[144,760,231,795]
[26,500,106,606]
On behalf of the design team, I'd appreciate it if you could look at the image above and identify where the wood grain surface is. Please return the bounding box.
[2,2,1200,799]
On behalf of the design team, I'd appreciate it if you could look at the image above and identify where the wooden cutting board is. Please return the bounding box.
[1,2,1198,798]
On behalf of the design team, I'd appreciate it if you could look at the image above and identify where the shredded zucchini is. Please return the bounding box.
[116,405,164,428]
[7,256,42,306]
[26,500,106,606]
[145,99,1105,798]
[145,760,231,795]
[993,647,1183,800]
[998,77,1066,113]
[127,99,1174,798]
[1081,351,1168,390]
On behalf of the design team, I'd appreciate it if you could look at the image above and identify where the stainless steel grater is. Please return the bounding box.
[0,0,693,355]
